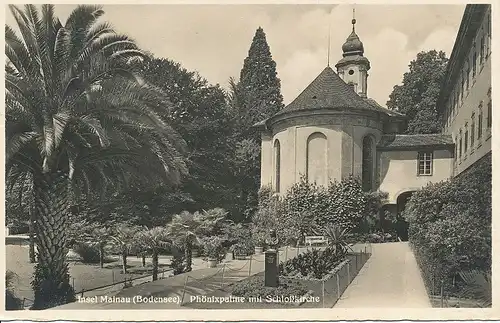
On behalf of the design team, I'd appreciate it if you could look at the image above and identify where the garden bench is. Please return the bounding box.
[305,235,328,246]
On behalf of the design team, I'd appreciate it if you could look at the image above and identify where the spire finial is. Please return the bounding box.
[352,7,356,31]
[327,18,331,66]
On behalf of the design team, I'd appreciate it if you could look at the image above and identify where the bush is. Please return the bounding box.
[232,275,308,300]
[253,177,388,246]
[200,236,227,263]
[404,154,491,296]
[279,247,344,280]
[171,246,185,275]
[73,242,101,264]
[6,271,23,310]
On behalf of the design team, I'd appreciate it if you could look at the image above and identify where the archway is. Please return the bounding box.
[395,191,416,241]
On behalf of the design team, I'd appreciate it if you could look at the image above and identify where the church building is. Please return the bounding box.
[255,4,491,220]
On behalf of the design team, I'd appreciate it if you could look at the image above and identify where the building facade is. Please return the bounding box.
[256,4,491,221]
[439,4,492,176]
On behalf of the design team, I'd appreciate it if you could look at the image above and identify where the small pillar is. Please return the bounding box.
[264,249,279,287]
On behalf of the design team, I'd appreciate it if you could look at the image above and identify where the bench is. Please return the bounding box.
[305,235,328,246]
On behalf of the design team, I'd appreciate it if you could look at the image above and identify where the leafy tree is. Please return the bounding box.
[132,57,235,216]
[5,4,187,308]
[386,50,448,134]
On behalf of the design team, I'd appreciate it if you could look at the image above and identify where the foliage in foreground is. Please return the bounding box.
[459,270,491,308]
[232,275,307,300]
[404,154,491,297]
[6,271,23,310]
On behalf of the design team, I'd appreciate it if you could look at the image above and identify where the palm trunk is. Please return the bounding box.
[142,254,146,267]
[99,244,104,269]
[122,250,128,274]
[28,214,36,263]
[185,240,193,272]
[31,171,75,309]
[152,249,159,281]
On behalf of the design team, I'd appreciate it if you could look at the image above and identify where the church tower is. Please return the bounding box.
[335,11,370,98]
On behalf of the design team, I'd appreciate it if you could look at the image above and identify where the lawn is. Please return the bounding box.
[5,244,205,303]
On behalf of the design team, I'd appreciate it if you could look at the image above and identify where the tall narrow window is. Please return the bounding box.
[417,152,433,176]
[464,124,469,153]
[274,139,281,193]
[455,136,458,160]
[460,74,464,101]
[480,36,485,64]
[459,130,463,158]
[471,113,475,147]
[362,136,374,191]
[466,60,470,89]
[472,51,477,77]
[306,132,327,186]
[478,106,483,139]
[487,99,492,129]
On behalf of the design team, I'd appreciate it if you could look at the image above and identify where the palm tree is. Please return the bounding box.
[110,224,140,274]
[459,270,492,307]
[5,5,188,309]
[323,225,352,257]
[167,209,226,272]
[134,227,171,281]
[68,220,114,268]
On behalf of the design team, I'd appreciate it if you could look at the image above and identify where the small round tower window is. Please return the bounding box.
[348,69,355,75]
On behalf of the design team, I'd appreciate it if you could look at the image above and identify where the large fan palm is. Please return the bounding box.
[5,4,187,309]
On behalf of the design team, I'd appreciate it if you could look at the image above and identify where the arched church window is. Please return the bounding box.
[274,139,281,193]
[306,132,327,186]
[362,135,374,191]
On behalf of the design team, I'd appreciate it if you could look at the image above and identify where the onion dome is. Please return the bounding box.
[341,18,364,56]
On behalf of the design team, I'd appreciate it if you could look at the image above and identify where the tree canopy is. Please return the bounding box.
[386,50,448,134]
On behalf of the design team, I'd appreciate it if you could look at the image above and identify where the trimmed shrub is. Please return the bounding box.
[404,154,491,296]
[73,242,101,264]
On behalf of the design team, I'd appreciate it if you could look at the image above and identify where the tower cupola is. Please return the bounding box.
[335,9,371,98]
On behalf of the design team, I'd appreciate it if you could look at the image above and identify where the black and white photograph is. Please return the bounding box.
[3,1,494,318]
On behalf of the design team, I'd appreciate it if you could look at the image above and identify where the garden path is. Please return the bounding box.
[334,242,431,308]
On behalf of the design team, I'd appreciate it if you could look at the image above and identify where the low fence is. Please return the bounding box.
[282,243,372,308]
[179,243,372,308]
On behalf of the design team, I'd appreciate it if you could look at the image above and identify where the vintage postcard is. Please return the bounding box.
[2,1,497,321]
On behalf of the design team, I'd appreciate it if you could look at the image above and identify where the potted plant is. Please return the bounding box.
[201,236,226,268]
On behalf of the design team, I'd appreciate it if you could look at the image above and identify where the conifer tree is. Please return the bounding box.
[237,27,284,133]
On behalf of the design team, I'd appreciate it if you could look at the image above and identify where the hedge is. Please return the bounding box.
[404,153,491,296]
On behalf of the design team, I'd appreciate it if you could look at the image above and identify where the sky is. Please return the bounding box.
[5,4,465,106]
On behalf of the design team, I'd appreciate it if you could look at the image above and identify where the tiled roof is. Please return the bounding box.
[378,134,455,150]
[274,67,387,116]
[363,98,406,118]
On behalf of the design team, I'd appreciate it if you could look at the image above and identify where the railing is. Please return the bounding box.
[178,242,373,308]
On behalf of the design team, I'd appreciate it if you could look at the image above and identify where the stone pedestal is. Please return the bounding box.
[264,249,279,287]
